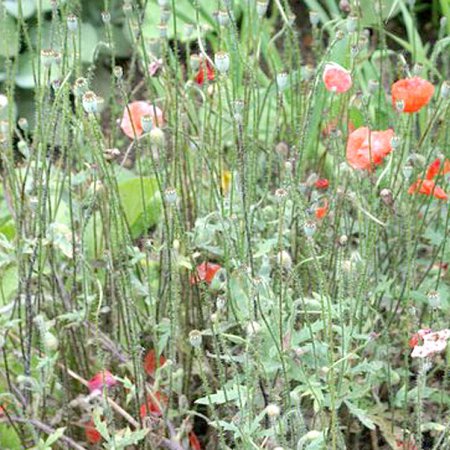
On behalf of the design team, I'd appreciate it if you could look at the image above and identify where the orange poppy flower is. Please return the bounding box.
[391,77,434,113]
[196,59,215,85]
[426,158,450,180]
[87,370,117,393]
[143,349,166,376]
[408,179,448,200]
[315,178,329,190]
[322,63,352,93]
[140,391,168,418]
[120,101,164,139]
[346,127,395,171]
[84,418,102,444]
[315,199,328,219]
[190,262,221,285]
[189,431,202,450]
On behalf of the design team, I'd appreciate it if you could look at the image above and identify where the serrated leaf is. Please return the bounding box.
[344,400,375,430]
[195,384,247,405]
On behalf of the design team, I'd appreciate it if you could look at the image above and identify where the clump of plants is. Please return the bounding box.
[0,0,449,449]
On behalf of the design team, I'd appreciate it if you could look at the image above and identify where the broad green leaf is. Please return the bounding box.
[3,0,36,19]
[0,424,21,449]
[344,400,375,430]
[0,15,19,57]
[0,265,18,304]
[118,177,162,239]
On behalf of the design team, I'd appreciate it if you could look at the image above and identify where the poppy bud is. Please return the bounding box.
[113,65,123,80]
[189,330,203,348]
[214,51,230,74]
[257,0,269,18]
[141,114,153,133]
[276,71,289,91]
[164,187,177,204]
[427,290,441,309]
[266,404,281,418]
[184,23,194,38]
[18,118,28,132]
[346,15,358,33]
[309,10,320,26]
[159,23,168,38]
[73,77,88,96]
[43,332,58,351]
[274,188,288,203]
[190,54,201,72]
[101,10,111,24]
[303,64,315,81]
[82,91,98,114]
[218,10,229,26]
[303,220,317,238]
[67,14,78,32]
[160,7,171,24]
[150,127,165,145]
[441,81,450,99]
[276,250,292,270]
[41,49,55,68]
[380,188,393,206]
[246,321,262,337]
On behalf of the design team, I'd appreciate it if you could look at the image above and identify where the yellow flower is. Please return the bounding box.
[221,170,232,196]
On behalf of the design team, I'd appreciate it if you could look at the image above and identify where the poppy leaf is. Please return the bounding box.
[117,177,162,239]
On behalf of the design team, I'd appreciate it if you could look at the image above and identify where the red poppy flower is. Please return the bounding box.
[84,419,102,444]
[408,179,448,200]
[189,432,202,450]
[120,101,164,139]
[391,77,434,113]
[315,178,329,190]
[196,59,215,85]
[396,439,417,450]
[144,349,166,376]
[87,370,117,394]
[426,158,450,180]
[139,391,168,418]
[346,127,395,171]
[190,262,221,285]
[315,199,328,219]
[322,63,352,93]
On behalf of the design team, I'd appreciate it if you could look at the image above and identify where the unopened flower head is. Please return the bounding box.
[73,77,89,96]
[184,23,194,37]
[67,14,78,32]
[164,187,177,204]
[427,290,441,309]
[82,91,98,114]
[246,320,262,337]
[189,330,203,348]
[274,187,288,203]
[309,10,320,26]
[160,7,171,24]
[276,72,289,91]
[266,403,281,418]
[276,250,292,270]
[214,51,230,74]
[41,49,56,68]
[218,10,229,26]
[303,220,317,238]
[346,15,358,33]
[257,0,269,18]
[141,114,153,133]
[101,10,111,23]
